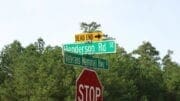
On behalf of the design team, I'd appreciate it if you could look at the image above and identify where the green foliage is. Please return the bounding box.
[0,39,180,101]
[132,41,164,101]
[80,22,101,33]
[162,50,180,101]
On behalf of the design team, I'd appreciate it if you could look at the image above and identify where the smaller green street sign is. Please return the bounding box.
[63,40,116,55]
[64,52,108,69]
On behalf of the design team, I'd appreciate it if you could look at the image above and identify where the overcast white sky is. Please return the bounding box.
[0,0,180,63]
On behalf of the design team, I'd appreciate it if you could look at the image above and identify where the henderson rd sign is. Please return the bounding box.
[63,40,116,55]
[76,69,103,101]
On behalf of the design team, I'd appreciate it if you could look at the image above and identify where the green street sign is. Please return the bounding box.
[64,52,108,69]
[63,40,116,55]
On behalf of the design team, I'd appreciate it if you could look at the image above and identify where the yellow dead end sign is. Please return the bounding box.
[75,32,104,42]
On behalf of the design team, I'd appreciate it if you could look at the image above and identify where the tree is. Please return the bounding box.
[0,40,23,101]
[80,22,101,33]
[132,41,160,67]
[162,50,180,101]
[132,41,163,101]
[35,38,45,54]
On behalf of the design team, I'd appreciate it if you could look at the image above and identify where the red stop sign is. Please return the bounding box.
[76,68,103,101]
